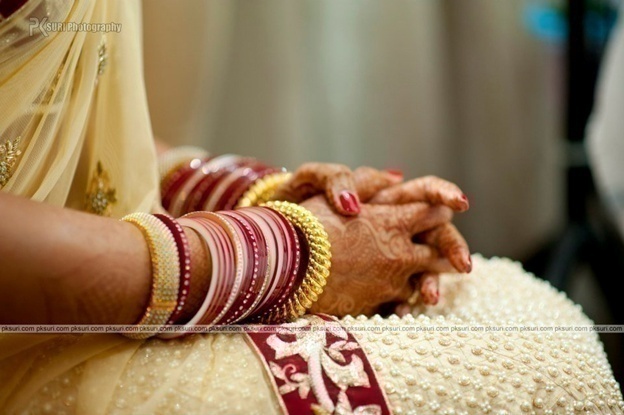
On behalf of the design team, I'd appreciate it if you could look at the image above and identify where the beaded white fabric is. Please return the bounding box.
[1,256,622,414]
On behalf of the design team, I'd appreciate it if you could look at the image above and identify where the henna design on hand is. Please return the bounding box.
[302,196,459,317]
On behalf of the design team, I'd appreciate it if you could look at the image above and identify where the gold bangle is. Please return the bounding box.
[236,172,292,208]
[261,201,331,322]
[121,213,180,339]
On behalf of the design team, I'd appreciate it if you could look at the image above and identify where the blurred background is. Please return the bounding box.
[142,0,622,382]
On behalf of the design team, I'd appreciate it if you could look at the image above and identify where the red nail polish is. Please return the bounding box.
[339,191,360,214]
[457,194,470,211]
[385,169,404,178]
[461,194,470,206]
[465,255,472,273]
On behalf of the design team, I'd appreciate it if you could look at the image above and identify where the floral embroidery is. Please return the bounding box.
[97,36,108,78]
[0,136,22,188]
[246,315,390,415]
[84,161,117,216]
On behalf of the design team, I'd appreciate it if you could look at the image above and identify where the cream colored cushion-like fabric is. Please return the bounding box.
[1,256,622,414]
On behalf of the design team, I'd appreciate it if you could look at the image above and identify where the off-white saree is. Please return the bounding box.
[0,1,622,414]
[0,0,158,215]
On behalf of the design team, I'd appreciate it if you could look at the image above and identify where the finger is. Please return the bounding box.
[420,273,440,305]
[427,258,459,274]
[352,167,403,202]
[396,278,419,306]
[270,163,327,203]
[325,169,361,216]
[271,163,362,216]
[419,223,471,273]
[394,303,412,317]
[404,244,457,273]
[370,175,469,212]
[375,203,453,235]
[404,244,440,274]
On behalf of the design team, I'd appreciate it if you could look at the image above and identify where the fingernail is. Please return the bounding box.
[465,255,472,273]
[339,191,361,214]
[457,194,470,210]
[425,289,439,306]
[385,169,404,178]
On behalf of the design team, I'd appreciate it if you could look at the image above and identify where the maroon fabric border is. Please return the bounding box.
[246,314,392,415]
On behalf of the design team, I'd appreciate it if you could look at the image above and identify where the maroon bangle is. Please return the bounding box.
[200,158,258,212]
[232,210,270,318]
[250,207,300,319]
[184,169,229,213]
[219,212,261,324]
[266,207,302,312]
[219,167,279,211]
[242,208,289,318]
[161,158,210,212]
[234,209,281,318]
[183,157,254,214]
[153,214,192,325]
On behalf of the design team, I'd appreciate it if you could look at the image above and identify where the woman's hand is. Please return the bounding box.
[272,163,469,216]
[301,195,470,317]
[272,163,406,216]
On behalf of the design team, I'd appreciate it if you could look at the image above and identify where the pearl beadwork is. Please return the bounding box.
[12,256,624,414]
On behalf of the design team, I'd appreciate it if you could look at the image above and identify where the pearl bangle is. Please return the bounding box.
[121,213,180,339]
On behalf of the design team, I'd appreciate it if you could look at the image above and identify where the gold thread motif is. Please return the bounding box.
[84,161,117,216]
[264,315,380,415]
[97,36,108,78]
[0,136,22,189]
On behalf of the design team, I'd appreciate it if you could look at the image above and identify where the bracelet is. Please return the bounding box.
[158,146,210,183]
[236,171,292,209]
[154,201,329,332]
[121,213,180,339]
[159,149,291,216]
[260,201,331,322]
[153,214,192,325]
[168,155,243,217]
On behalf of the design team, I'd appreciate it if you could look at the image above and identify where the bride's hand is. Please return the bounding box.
[301,195,470,317]
[272,163,469,216]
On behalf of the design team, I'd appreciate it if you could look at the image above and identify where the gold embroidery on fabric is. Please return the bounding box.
[85,161,117,216]
[0,136,22,188]
[43,65,64,103]
[97,36,108,78]
[267,316,381,415]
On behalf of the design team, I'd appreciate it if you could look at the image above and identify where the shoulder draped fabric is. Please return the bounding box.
[0,0,158,215]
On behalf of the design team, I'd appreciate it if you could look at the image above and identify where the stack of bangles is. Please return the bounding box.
[159,146,293,217]
[121,201,331,339]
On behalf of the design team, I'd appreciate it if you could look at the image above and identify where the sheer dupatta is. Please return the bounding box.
[0,0,159,216]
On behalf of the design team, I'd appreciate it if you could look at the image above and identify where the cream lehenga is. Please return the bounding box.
[0,1,622,414]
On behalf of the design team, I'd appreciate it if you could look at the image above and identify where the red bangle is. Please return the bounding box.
[264,207,302,313]
[161,157,210,212]
[218,166,278,211]
[233,209,281,316]
[219,212,261,324]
